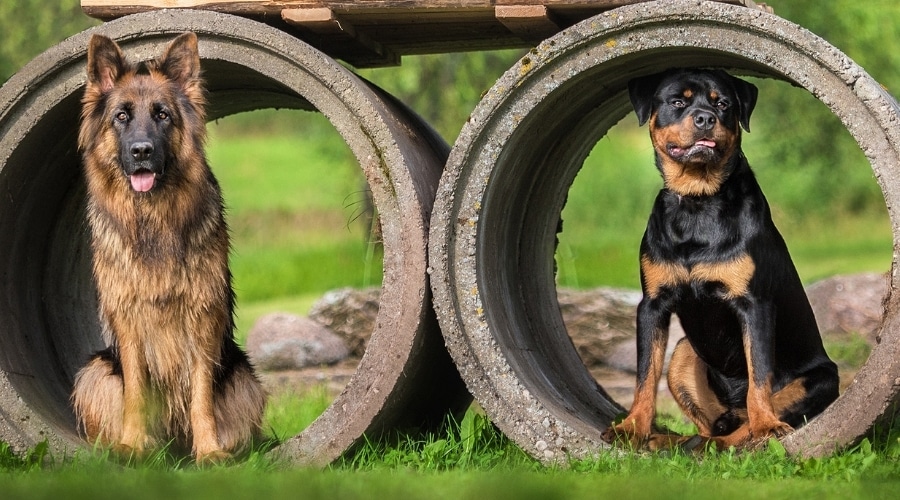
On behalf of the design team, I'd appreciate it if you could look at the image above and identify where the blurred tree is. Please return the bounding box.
[772,0,900,90]
[747,0,900,218]
[0,0,97,81]
[361,50,524,140]
[3,0,896,219]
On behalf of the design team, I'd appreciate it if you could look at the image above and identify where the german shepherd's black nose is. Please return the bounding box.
[130,141,154,161]
[693,111,717,130]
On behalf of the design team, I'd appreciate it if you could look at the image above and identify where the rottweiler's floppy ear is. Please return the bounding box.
[728,73,758,132]
[86,35,128,94]
[628,73,663,126]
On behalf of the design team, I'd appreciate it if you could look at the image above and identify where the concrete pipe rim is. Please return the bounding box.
[429,0,900,463]
[0,9,467,465]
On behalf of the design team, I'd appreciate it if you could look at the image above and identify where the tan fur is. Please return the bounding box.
[641,253,756,300]
[666,337,805,450]
[666,338,727,436]
[649,110,740,196]
[70,33,266,463]
[741,331,793,444]
[606,327,667,447]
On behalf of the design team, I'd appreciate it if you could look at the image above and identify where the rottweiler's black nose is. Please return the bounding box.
[130,142,154,161]
[692,111,717,130]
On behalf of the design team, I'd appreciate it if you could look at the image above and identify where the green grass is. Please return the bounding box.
[264,386,334,441]
[207,111,384,332]
[3,410,900,498]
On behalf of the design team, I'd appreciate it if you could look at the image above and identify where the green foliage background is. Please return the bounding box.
[3,0,899,221]
[0,1,98,79]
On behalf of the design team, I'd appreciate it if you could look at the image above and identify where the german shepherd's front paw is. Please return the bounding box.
[112,442,148,462]
[195,449,233,466]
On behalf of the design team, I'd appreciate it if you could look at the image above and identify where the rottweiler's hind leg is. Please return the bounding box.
[666,338,731,437]
[645,432,714,453]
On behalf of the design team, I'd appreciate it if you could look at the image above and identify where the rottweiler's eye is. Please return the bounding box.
[670,99,686,109]
[115,111,128,122]
[716,100,730,111]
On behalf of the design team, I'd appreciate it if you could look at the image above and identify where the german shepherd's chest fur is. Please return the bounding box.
[88,188,231,386]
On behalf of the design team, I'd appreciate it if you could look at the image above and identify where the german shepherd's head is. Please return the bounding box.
[79,33,207,194]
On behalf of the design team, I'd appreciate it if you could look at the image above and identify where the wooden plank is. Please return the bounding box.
[80,0,772,67]
[283,7,352,35]
[496,5,560,44]
[81,1,766,19]
[282,7,399,66]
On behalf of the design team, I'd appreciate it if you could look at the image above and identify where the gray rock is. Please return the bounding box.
[246,313,349,371]
[805,272,888,343]
[308,287,380,358]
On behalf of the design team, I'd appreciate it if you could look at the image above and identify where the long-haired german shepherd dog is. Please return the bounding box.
[71,33,266,463]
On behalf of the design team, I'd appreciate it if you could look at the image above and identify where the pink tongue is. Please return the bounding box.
[130,171,155,192]
[695,140,716,148]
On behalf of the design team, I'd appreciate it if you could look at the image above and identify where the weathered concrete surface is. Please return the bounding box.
[429,0,900,462]
[0,9,470,465]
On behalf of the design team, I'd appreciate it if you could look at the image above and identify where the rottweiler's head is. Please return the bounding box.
[628,68,758,196]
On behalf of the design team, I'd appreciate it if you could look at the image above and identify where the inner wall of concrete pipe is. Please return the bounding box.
[433,1,900,461]
[479,49,785,436]
[11,47,338,449]
[1,61,315,442]
[0,10,463,462]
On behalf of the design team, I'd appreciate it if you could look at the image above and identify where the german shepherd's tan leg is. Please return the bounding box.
[118,340,151,456]
[191,361,229,463]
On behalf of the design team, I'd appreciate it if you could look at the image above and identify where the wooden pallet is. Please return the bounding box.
[81,1,770,67]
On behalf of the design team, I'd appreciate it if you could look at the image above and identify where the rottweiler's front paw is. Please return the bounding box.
[602,419,650,449]
[748,420,794,445]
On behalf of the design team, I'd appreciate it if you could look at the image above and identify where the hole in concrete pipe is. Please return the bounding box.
[0,9,469,466]
[430,0,900,462]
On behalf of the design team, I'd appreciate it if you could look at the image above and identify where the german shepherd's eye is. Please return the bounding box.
[115,111,128,122]
[156,111,169,121]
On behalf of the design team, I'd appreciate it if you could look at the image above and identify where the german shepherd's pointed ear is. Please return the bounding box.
[628,72,664,126]
[86,35,129,94]
[156,33,201,89]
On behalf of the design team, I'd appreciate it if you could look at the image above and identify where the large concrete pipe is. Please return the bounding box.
[0,9,470,465]
[429,0,900,462]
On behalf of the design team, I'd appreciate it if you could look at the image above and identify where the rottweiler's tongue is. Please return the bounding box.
[130,171,155,192]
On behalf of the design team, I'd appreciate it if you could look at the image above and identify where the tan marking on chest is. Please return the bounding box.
[641,253,755,299]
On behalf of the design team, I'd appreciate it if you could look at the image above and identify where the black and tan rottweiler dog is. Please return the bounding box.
[601,68,839,451]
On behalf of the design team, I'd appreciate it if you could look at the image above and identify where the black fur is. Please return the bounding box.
[602,68,839,449]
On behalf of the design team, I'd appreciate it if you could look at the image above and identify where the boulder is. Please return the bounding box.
[246,312,349,371]
[805,272,888,343]
[308,287,380,358]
